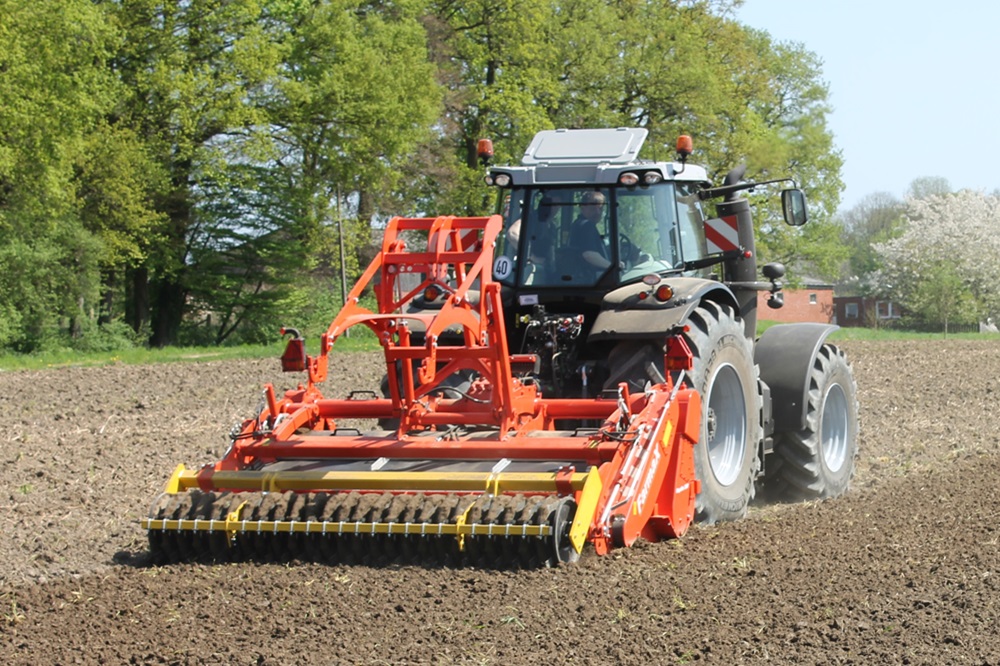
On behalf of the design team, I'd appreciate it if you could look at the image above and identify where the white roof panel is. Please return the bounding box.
[521,128,648,166]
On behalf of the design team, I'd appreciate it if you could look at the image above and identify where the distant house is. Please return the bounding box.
[833,296,903,327]
[757,277,834,324]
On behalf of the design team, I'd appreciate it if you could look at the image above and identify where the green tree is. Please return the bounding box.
[0,0,848,351]
[418,0,618,214]
[271,0,440,227]
[106,0,286,346]
[76,124,167,326]
[419,0,844,279]
[104,0,439,346]
[182,164,308,345]
[908,261,978,335]
[837,192,905,292]
[906,176,951,201]
[733,31,846,280]
[0,0,121,350]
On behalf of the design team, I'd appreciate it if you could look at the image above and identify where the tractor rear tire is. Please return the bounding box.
[603,341,667,393]
[602,302,762,525]
[682,302,762,524]
[765,344,858,500]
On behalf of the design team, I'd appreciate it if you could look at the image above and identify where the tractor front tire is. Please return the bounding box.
[683,302,762,524]
[765,344,859,500]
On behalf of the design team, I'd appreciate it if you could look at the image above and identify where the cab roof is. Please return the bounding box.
[488,127,711,187]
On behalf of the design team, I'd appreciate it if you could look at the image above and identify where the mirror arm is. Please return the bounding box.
[699,177,799,202]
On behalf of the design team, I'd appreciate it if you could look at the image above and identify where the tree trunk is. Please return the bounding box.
[98,269,116,326]
[126,266,150,337]
[357,188,374,222]
[149,275,186,347]
[69,296,84,339]
[149,164,194,347]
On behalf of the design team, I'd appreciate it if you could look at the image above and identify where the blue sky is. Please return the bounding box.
[735,1,1000,212]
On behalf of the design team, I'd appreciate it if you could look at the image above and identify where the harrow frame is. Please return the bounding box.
[143,215,701,565]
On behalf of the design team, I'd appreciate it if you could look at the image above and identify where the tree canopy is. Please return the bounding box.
[836,191,905,294]
[0,0,846,351]
[873,190,1000,328]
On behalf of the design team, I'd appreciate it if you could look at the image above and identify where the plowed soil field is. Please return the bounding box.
[2,339,999,665]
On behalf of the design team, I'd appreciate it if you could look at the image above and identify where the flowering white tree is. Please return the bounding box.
[873,190,1000,328]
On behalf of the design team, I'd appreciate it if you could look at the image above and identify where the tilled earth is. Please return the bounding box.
[1,339,999,664]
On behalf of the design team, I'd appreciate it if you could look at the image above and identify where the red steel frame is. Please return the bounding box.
[205,215,702,551]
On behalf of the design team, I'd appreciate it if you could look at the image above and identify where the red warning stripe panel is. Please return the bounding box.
[704,215,739,254]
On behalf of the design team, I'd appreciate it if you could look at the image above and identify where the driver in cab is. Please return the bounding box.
[572,191,612,271]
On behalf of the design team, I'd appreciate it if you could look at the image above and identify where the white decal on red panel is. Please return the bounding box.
[634,446,662,516]
[705,215,739,254]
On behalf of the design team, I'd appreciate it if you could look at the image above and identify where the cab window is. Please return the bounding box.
[675,182,708,265]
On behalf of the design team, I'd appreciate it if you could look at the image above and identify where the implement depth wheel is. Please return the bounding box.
[765,344,859,500]
[549,497,580,566]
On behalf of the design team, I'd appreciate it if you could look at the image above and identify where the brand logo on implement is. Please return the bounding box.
[634,445,661,516]
[705,215,739,254]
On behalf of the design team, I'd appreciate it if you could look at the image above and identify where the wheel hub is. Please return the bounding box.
[821,384,850,472]
[706,363,747,487]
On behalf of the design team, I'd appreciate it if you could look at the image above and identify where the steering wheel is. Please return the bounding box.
[618,233,638,268]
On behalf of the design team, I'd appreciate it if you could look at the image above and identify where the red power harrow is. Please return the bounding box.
[143,215,701,566]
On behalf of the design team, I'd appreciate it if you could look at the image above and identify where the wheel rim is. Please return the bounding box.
[821,383,850,472]
[706,363,746,487]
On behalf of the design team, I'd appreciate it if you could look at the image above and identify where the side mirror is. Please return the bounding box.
[781,189,808,227]
[762,262,786,280]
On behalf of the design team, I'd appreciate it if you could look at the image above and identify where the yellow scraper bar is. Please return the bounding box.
[167,467,592,494]
[567,468,603,554]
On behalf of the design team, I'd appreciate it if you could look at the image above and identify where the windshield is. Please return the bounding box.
[493,183,707,287]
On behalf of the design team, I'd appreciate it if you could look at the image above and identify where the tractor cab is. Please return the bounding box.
[492,182,712,288]
[484,128,714,291]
